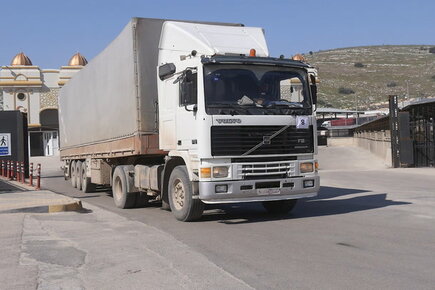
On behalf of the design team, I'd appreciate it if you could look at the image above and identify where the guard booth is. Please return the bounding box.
[0,111,29,177]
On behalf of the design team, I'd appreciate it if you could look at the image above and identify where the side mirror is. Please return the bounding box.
[159,63,176,80]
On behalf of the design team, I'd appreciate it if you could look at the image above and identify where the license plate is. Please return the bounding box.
[257,188,281,195]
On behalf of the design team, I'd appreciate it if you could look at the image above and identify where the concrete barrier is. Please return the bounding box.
[354,130,392,167]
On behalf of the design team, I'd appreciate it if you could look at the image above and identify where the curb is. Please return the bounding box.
[0,176,39,191]
[0,199,84,214]
[0,176,84,213]
[48,200,83,213]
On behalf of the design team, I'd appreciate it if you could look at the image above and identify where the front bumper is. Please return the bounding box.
[199,175,319,204]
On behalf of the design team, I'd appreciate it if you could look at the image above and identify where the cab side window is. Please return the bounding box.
[180,70,197,106]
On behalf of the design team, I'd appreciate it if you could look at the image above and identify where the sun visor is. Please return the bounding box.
[159,21,269,57]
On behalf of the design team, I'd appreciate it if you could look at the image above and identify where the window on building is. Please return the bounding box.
[17,92,26,101]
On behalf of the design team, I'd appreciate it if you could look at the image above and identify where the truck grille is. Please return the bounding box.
[211,125,313,156]
[237,161,297,180]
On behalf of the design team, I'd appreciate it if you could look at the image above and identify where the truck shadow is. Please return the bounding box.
[201,186,411,224]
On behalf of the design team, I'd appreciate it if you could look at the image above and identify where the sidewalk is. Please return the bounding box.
[0,178,252,290]
[0,178,82,213]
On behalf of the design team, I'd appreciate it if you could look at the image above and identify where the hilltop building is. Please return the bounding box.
[0,52,87,156]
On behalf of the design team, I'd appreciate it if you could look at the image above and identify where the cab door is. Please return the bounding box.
[176,68,198,151]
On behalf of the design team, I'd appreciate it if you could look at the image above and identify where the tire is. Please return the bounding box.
[112,166,136,209]
[64,163,68,181]
[168,166,204,222]
[262,199,298,214]
[76,161,83,191]
[81,162,96,193]
[71,161,77,188]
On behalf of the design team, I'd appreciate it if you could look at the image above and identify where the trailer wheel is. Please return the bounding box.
[76,161,83,191]
[71,161,77,188]
[262,199,298,214]
[63,162,68,180]
[81,162,96,193]
[168,166,204,222]
[112,166,136,209]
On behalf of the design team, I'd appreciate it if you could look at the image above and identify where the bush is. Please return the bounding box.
[429,47,435,54]
[338,87,355,94]
[309,51,314,55]
[431,75,435,81]
[354,62,365,68]
[387,82,398,87]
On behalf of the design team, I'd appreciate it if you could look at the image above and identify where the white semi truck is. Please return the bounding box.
[59,18,320,221]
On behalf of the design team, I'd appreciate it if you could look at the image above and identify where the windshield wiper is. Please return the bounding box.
[208,103,252,115]
[208,103,234,107]
[266,101,304,108]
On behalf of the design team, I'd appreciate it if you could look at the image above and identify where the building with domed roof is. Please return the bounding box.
[0,52,87,156]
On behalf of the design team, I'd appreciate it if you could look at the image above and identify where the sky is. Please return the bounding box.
[1,0,434,68]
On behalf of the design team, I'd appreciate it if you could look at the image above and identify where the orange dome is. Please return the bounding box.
[10,52,33,66]
[68,53,88,66]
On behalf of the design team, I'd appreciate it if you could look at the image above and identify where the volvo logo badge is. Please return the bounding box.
[263,136,272,145]
[216,119,242,124]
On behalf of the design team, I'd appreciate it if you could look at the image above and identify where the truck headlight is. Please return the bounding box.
[213,166,229,178]
[300,162,314,173]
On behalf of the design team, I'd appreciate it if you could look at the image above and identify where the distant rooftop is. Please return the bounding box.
[401,97,435,110]
[317,107,365,114]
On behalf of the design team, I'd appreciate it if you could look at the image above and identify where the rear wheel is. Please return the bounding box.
[262,199,298,214]
[168,166,204,222]
[81,162,96,193]
[70,161,77,188]
[112,166,136,209]
[76,161,83,191]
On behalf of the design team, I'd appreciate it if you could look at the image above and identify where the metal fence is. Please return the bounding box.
[407,104,435,167]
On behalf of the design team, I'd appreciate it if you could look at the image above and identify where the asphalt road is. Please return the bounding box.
[37,146,435,289]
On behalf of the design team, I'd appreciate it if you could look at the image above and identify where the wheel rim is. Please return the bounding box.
[113,176,122,200]
[172,178,185,211]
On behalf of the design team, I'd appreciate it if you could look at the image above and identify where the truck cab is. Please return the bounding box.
[157,22,319,219]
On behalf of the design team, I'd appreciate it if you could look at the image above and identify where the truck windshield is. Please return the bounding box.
[204,64,312,115]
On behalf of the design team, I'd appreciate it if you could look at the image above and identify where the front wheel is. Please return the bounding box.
[262,199,298,214]
[168,166,204,222]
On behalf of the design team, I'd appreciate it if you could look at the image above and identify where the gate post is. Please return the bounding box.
[389,95,400,168]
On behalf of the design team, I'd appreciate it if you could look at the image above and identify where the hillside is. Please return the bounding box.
[305,45,435,109]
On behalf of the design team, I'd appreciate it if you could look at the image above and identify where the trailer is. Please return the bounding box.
[59,18,320,221]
